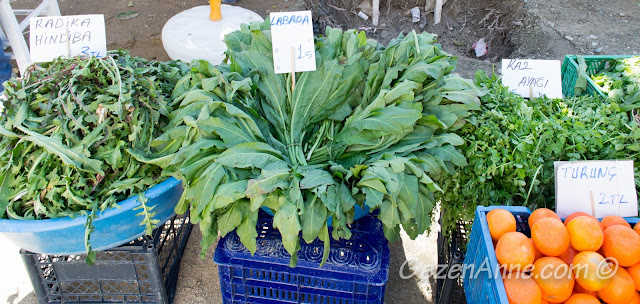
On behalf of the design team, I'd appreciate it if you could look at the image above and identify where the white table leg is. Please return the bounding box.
[0,0,31,75]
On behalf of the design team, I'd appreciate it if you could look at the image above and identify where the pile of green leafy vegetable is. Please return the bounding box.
[437,71,640,240]
[590,56,640,107]
[132,21,485,265]
[0,51,188,261]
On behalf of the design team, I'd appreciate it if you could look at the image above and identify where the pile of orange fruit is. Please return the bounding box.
[488,208,640,304]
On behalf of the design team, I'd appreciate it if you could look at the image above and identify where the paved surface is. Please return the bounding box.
[0,219,440,304]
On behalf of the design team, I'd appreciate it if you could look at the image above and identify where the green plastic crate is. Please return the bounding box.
[561,55,632,97]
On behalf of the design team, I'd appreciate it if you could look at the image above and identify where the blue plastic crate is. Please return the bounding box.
[462,205,640,304]
[213,211,389,304]
[462,206,532,304]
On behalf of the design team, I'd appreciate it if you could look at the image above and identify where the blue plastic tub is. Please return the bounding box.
[0,177,183,255]
[214,210,389,304]
[462,205,640,304]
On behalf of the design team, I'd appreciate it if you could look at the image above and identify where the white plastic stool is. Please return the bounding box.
[0,0,61,75]
[162,5,263,65]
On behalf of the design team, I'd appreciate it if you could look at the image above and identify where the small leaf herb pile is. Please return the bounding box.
[0,51,188,261]
[134,22,485,265]
[437,71,640,241]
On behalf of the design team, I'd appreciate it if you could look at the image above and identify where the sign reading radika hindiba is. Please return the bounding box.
[30,14,107,63]
[555,160,638,218]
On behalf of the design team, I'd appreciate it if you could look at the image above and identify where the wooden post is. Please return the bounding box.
[433,0,443,25]
[291,47,296,91]
[210,0,222,21]
[372,0,380,26]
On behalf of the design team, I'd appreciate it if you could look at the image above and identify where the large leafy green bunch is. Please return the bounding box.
[0,51,188,259]
[438,71,640,240]
[135,21,484,265]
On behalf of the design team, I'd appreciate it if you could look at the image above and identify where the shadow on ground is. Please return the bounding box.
[385,238,431,304]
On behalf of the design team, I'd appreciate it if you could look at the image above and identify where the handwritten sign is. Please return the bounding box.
[502,59,562,99]
[555,160,638,218]
[30,15,107,63]
[270,11,316,74]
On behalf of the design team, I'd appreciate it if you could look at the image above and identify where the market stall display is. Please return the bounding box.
[131,20,485,266]
[436,71,640,241]
[0,51,189,260]
[464,206,640,304]
[2,0,639,302]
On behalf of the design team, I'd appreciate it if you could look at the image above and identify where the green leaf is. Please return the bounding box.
[216,142,286,169]
[213,180,249,210]
[362,186,384,208]
[236,211,259,255]
[0,171,15,218]
[133,192,160,235]
[300,169,335,189]
[245,168,290,197]
[317,223,331,267]
[126,148,175,168]
[217,199,249,237]
[412,186,435,236]
[273,202,301,261]
[16,125,104,175]
[356,178,387,194]
[192,163,227,219]
[427,145,467,167]
[397,174,419,219]
[379,200,400,230]
[301,197,327,243]
[198,117,256,146]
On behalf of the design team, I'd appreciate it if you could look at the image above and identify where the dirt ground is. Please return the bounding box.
[2,0,640,303]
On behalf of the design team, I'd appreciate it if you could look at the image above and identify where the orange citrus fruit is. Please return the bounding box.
[572,251,613,291]
[602,215,631,230]
[496,232,535,272]
[487,209,517,241]
[634,222,640,235]
[503,275,543,304]
[530,238,544,261]
[529,208,562,229]
[532,217,570,257]
[531,257,574,303]
[602,225,640,267]
[597,267,636,304]
[627,262,640,291]
[566,216,604,251]
[557,246,579,267]
[563,293,601,304]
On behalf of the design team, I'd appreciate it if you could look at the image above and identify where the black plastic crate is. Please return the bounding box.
[435,217,469,304]
[21,212,193,304]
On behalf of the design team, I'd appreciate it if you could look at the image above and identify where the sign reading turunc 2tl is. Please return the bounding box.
[555,160,638,218]
[501,59,562,99]
[29,15,107,63]
[270,11,316,74]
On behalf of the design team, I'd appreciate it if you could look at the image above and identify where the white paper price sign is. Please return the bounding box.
[270,11,316,74]
[555,160,638,218]
[30,14,107,63]
[501,59,563,99]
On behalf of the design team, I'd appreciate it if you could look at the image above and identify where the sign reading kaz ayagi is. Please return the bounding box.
[501,59,563,99]
[30,14,107,63]
[270,11,316,74]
